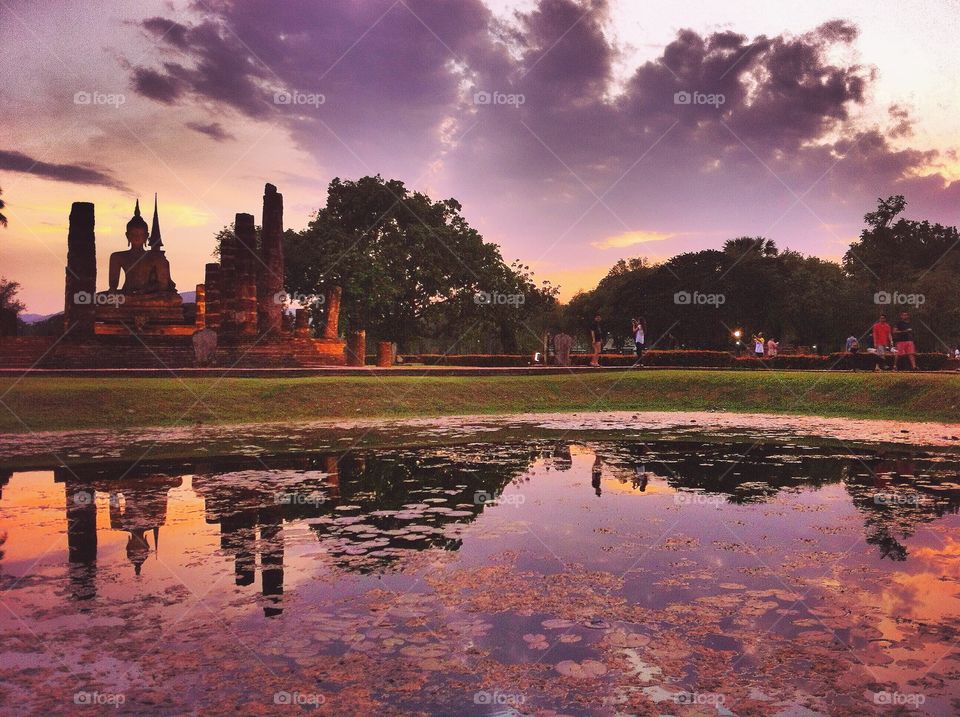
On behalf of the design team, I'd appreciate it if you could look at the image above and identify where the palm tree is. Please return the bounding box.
[0,186,6,227]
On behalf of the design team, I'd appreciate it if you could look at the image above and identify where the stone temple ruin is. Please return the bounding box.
[2,184,362,368]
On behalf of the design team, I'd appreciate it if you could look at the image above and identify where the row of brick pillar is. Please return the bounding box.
[61,187,376,361]
[202,184,283,337]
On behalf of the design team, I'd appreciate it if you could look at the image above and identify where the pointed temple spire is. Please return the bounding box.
[134,197,141,217]
[149,193,163,249]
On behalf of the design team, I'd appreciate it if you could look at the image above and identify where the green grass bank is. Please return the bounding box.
[0,370,958,433]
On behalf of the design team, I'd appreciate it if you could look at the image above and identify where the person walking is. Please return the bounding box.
[631,317,646,366]
[893,311,917,371]
[589,313,605,367]
[871,314,893,371]
[752,333,765,358]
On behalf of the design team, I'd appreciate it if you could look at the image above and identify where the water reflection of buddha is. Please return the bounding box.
[109,479,177,575]
[107,198,176,295]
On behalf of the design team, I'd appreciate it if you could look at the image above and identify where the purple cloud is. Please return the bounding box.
[124,0,958,256]
[185,121,236,142]
[0,149,128,190]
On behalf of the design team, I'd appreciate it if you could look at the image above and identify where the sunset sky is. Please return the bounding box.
[1,0,958,314]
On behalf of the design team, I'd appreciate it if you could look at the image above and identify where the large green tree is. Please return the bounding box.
[0,277,24,336]
[844,196,960,351]
[283,176,558,351]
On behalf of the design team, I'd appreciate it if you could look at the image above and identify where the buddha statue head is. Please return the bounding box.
[125,199,149,250]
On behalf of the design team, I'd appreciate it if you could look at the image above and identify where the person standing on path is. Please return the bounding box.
[893,311,917,371]
[872,314,893,371]
[631,317,646,366]
[589,313,605,367]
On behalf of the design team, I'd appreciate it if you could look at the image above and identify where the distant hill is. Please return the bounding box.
[20,313,55,325]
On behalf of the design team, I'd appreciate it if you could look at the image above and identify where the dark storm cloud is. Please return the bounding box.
[0,149,128,190]
[185,121,235,141]
[131,66,187,103]
[142,16,190,49]
[126,0,955,229]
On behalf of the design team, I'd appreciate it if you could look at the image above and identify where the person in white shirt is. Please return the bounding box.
[631,317,646,366]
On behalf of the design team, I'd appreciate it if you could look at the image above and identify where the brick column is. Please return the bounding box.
[235,213,258,336]
[294,308,311,338]
[219,228,237,334]
[204,263,221,331]
[64,202,96,339]
[347,330,366,366]
[376,341,393,367]
[323,286,342,339]
[258,183,284,335]
[194,284,206,328]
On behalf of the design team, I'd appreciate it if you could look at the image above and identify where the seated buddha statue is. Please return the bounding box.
[97,197,184,327]
[108,199,176,295]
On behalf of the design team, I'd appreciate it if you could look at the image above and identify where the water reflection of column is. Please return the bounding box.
[220,513,256,586]
[0,470,11,500]
[259,508,284,617]
[63,479,98,600]
[323,455,340,501]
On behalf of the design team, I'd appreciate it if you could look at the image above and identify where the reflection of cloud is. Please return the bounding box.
[591,230,677,250]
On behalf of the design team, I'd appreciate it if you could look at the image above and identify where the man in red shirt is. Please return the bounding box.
[872,314,893,371]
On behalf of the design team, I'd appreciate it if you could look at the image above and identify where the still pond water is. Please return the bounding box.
[1,440,959,715]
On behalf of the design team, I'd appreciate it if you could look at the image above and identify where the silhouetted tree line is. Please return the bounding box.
[566,196,960,353]
[9,183,958,355]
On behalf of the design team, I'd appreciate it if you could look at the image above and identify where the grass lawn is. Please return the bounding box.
[0,370,958,433]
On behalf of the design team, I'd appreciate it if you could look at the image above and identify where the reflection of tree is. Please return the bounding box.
[596,442,960,561]
[596,441,844,502]
[37,440,960,612]
[842,457,960,561]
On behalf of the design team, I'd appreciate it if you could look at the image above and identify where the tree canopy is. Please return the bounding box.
[283,176,558,351]
[206,184,959,355]
[570,196,959,353]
